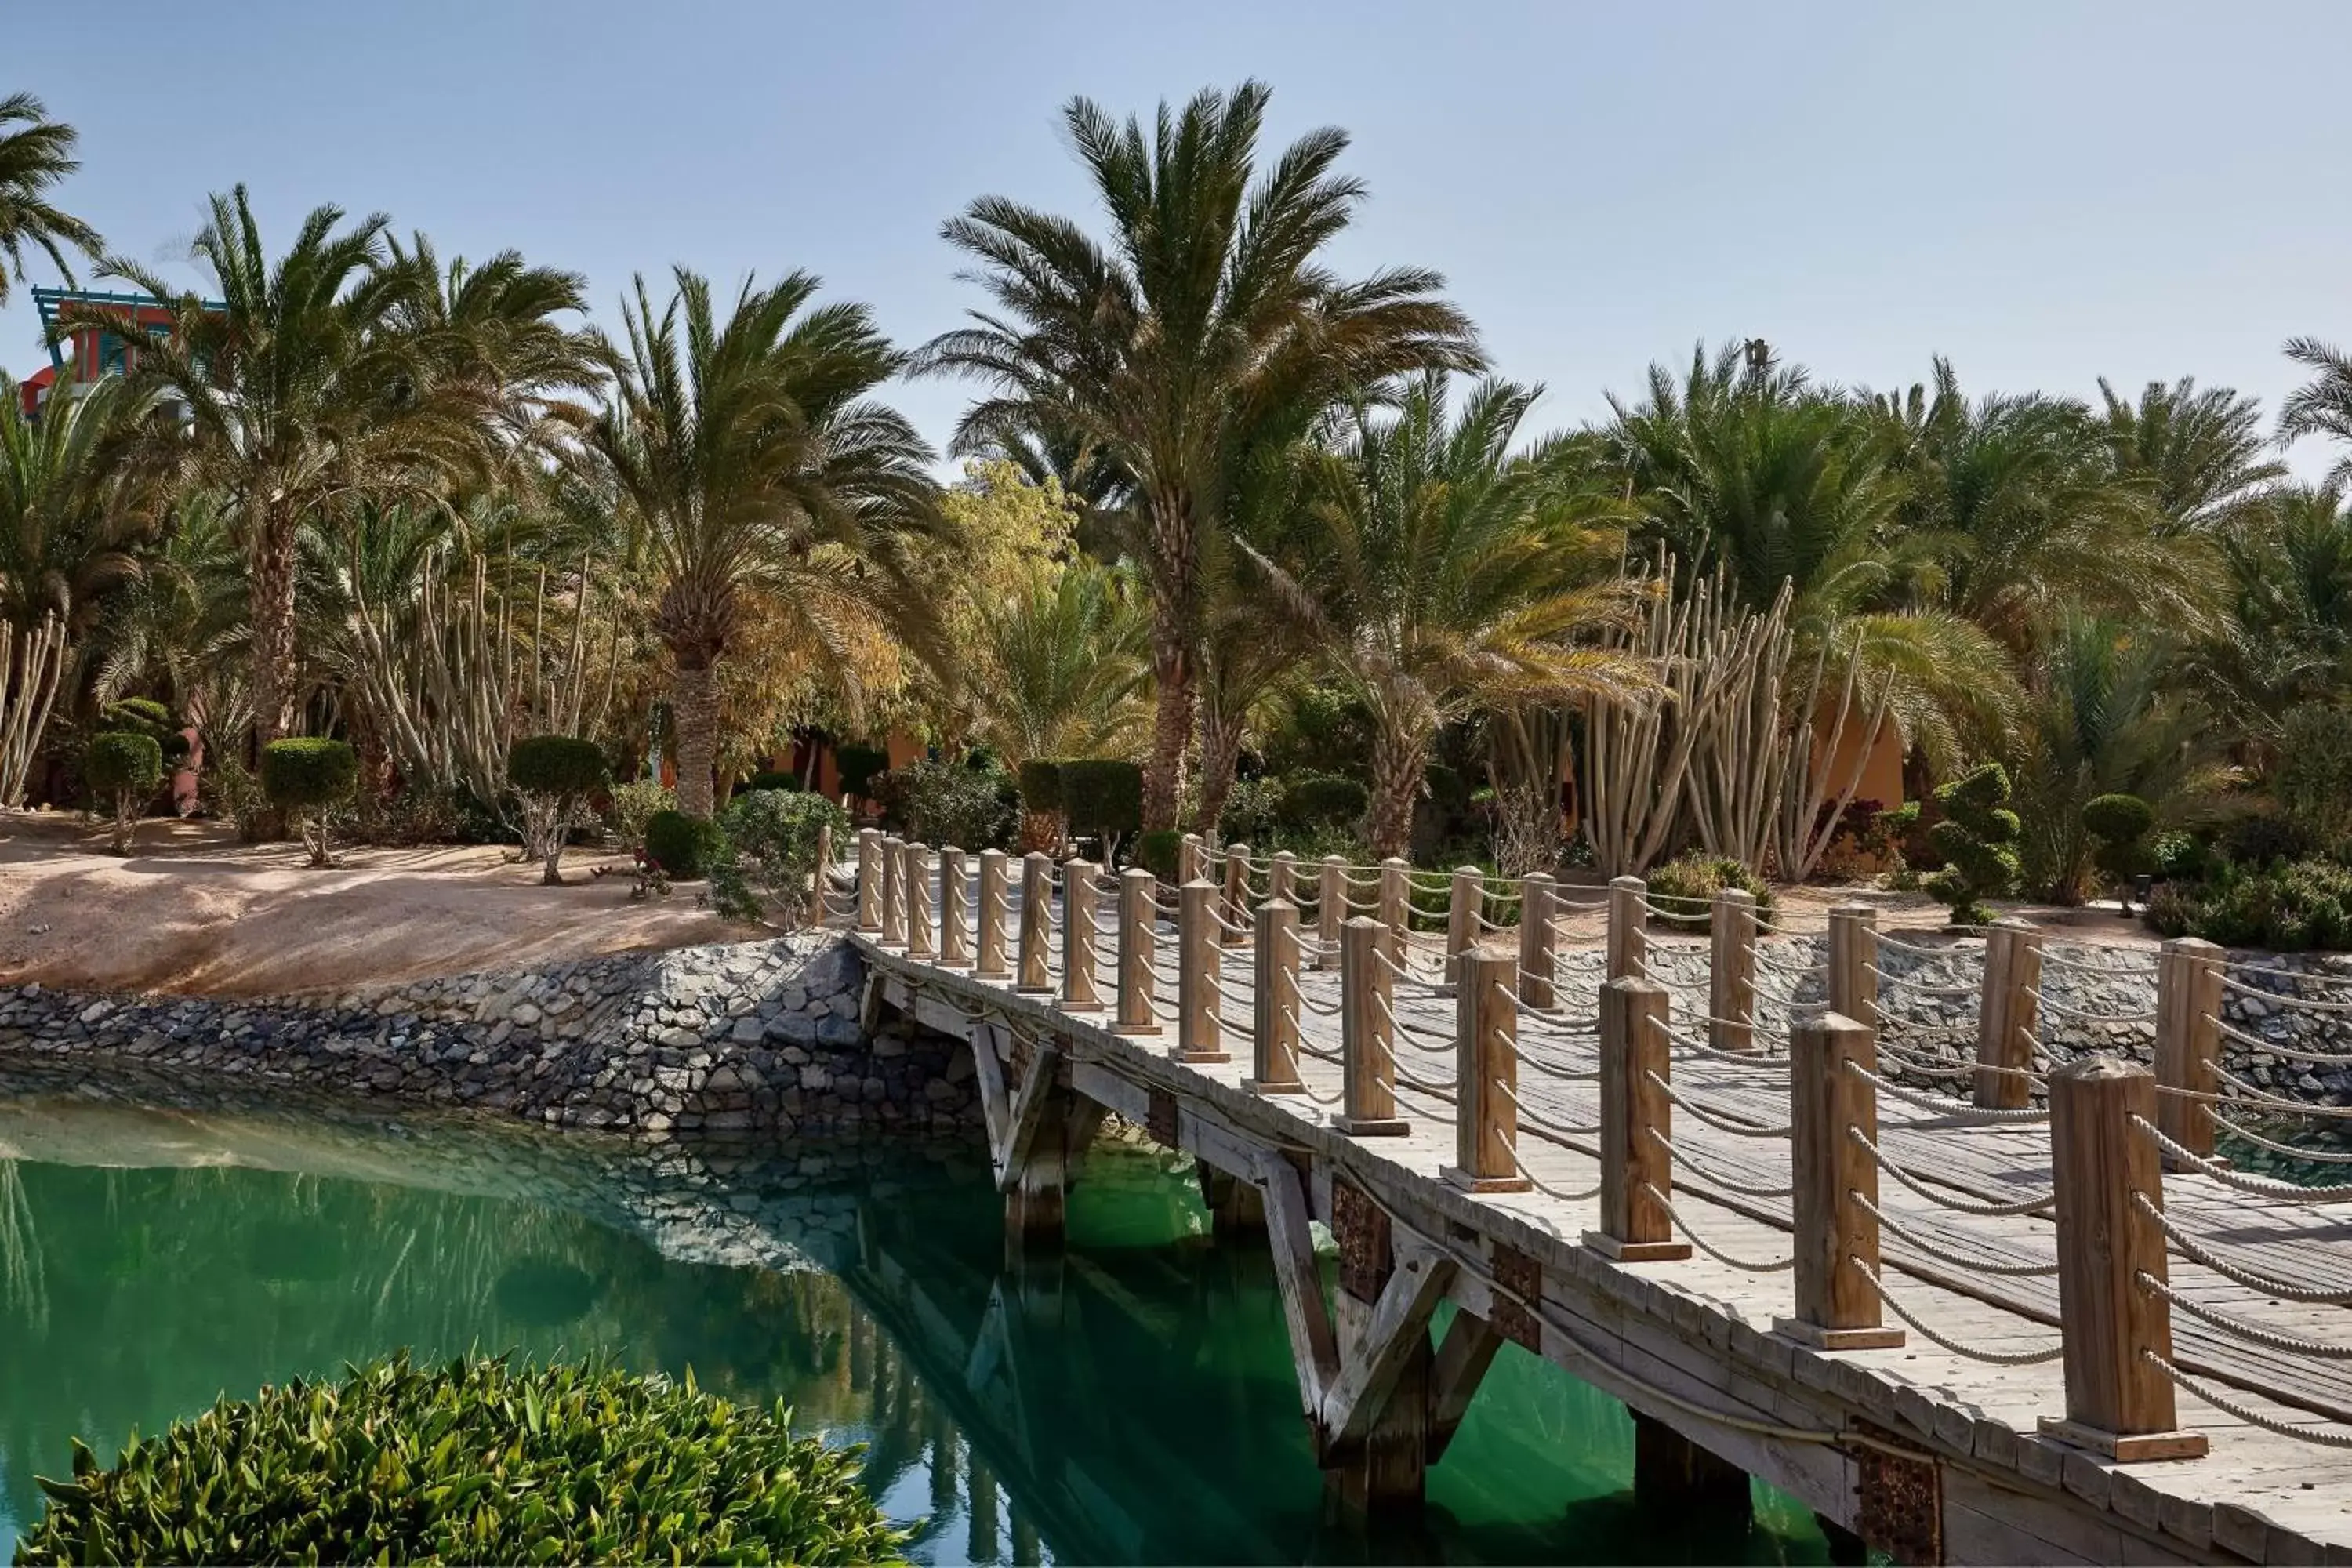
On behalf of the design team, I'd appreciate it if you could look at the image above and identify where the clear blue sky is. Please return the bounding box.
[9,0,2347,475]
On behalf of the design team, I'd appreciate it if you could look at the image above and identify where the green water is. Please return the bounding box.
[0,1083,1830,1564]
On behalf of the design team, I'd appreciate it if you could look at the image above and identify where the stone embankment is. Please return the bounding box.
[0,934,983,1139]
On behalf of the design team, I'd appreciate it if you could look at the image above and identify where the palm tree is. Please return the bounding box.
[588,267,938,818]
[2193,482,2352,753]
[79,187,477,745]
[2282,338,2352,481]
[968,557,1149,768]
[917,81,1483,833]
[384,234,603,457]
[1244,375,1648,858]
[0,92,102,305]
[2097,375,2282,532]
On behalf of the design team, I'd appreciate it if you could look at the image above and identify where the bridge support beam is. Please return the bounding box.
[1633,1413,1753,1527]
[967,1019,1105,1245]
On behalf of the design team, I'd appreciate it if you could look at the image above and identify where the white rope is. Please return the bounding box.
[2206,1107,2352,1163]
[2205,1011,2352,1066]
[1847,1061,2053,1123]
[1392,1059,1458,1103]
[1645,1124,1793,1198]
[1867,964,1982,1000]
[1517,1044,1603,1083]
[1871,931,1973,958]
[1849,1257,2065,1364]
[1643,1182,1795,1271]
[2131,1114,2352,1198]
[2138,1273,2352,1359]
[2207,1058,2352,1118]
[1853,1192,2061,1276]
[2134,1192,2352,1302]
[2142,1349,2352,1447]
[1644,1070,1794,1138]
[2037,947,2158,977]
[1848,1128,2056,1215]
[1495,1078,1599,1140]
[2026,987,2155,1026]
[1509,1143,1603,1202]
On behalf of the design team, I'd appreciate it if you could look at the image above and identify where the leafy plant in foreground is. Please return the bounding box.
[13,1352,905,1566]
[709,788,851,924]
[1643,852,1777,933]
[643,807,724,881]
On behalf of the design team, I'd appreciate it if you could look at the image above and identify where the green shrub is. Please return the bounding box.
[100,697,190,765]
[84,731,164,854]
[1278,771,1370,831]
[1137,828,1184,881]
[198,754,271,842]
[607,779,675,850]
[644,808,724,880]
[12,1352,902,1567]
[2274,702,2352,852]
[2151,858,2352,952]
[1060,759,1142,837]
[1015,759,1062,815]
[876,756,1016,850]
[2083,792,2156,907]
[261,738,358,867]
[1642,853,1775,933]
[1923,762,2020,925]
[1214,776,1284,846]
[2150,829,2215,884]
[710,788,853,924]
[744,768,802,794]
[834,742,890,801]
[509,736,609,884]
[2223,808,2314,869]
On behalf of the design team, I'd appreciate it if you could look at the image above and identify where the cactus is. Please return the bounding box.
[0,614,67,808]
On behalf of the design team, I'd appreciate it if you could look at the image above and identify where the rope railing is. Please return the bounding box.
[2205,1011,2352,1065]
[2133,1192,2352,1303]
[1642,1182,1795,1272]
[1493,1078,1598,1142]
[2206,1107,2352,1163]
[1849,1256,2065,1364]
[2134,1113,2352,1198]
[2026,986,2157,1026]
[1643,1069,1793,1138]
[1867,963,1982,1000]
[2205,1059,2352,1118]
[2141,1349,2352,1448]
[1647,1124,1793,1197]
[1847,1127,2056,1215]
[1848,1060,2053,1123]
[2136,1272,2352,1359]
[1853,1191,2060,1276]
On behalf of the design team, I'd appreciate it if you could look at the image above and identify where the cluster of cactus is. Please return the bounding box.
[1924,762,2021,925]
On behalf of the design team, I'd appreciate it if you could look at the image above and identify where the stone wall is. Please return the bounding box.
[0,934,984,1139]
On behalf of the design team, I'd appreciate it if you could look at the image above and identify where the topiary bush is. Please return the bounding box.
[1278,771,1370,832]
[1015,759,1063,851]
[2146,857,2352,952]
[644,808,725,881]
[100,697,191,767]
[508,735,610,885]
[1642,853,1776,933]
[83,731,164,855]
[834,742,890,804]
[875,755,1016,851]
[1059,759,1142,858]
[1923,763,2020,926]
[1136,828,1183,883]
[709,787,853,924]
[2083,792,2157,911]
[260,738,359,867]
[744,768,802,794]
[13,1352,903,1567]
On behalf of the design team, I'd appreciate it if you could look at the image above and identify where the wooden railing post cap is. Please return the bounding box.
[1602,972,1668,1001]
[1719,885,1755,906]
[1609,873,1645,890]
[2052,1052,2148,1090]
[2161,934,2222,956]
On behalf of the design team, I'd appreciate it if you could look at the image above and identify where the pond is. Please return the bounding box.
[0,1076,1832,1565]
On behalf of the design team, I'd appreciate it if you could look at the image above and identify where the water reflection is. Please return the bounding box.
[0,1076,1827,1564]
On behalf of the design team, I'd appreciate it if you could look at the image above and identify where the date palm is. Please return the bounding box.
[589,267,938,818]
[2097,374,2282,532]
[2283,337,2352,482]
[918,81,1483,832]
[1243,375,1649,858]
[0,92,102,304]
[969,557,1149,768]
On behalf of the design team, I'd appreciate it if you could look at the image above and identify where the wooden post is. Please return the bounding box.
[1176,879,1229,1063]
[938,848,970,968]
[1775,1012,1903,1349]
[1318,855,1348,971]
[1247,899,1304,1094]
[975,849,1011,979]
[1060,857,1101,1012]
[1709,887,1756,1053]
[1443,866,1482,993]
[906,844,935,961]
[2154,938,2224,1166]
[808,822,833,926]
[1827,903,1877,1030]
[880,836,907,948]
[1518,873,1557,1010]
[856,828,881,933]
[2038,1058,2208,1461]
[1584,977,1689,1261]
[1269,849,1297,906]
[1607,875,1648,982]
[1177,832,1205,886]
[1016,851,1054,993]
[1115,868,1158,1036]
[1221,843,1253,948]
[1976,917,2044,1110]
[1446,948,1531,1192]
[1334,916,1408,1134]
[1377,858,1410,959]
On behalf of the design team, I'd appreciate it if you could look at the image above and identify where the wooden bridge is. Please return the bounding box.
[818,828,2352,1564]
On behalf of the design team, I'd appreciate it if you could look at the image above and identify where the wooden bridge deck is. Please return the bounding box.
[849,899,2352,1566]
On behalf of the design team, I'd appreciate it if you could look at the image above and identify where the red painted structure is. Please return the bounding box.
[20,287,214,416]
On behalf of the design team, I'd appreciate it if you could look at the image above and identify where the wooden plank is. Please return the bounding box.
[1257,1148,1337,1419]
[1322,1254,1455,1448]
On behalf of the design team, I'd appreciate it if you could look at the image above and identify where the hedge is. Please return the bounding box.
[834,743,890,800]
[1058,759,1142,834]
[259,738,358,809]
[744,769,803,794]
[1016,759,1062,815]
[644,808,725,880]
[12,1352,903,1566]
[508,735,608,798]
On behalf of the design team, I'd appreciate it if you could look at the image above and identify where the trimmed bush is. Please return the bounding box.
[12,1352,902,1567]
[834,742,890,802]
[2083,792,2156,909]
[260,738,359,867]
[1642,853,1775,933]
[1015,759,1062,815]
[1923,763,2020,926]
[84,731,164,854]
[709,788,853,924]
[1279,772,1370,831]
[1059,759,1143,847]
[745,769,802,794]
[100,697,191,765]
[1137,828,1184,882]
[644,808,725,881]
[876,756,1016,850]
[509,736,609,884]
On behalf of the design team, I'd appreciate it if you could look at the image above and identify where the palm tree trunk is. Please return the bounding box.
[249,505,300,746]
[1196,702,1243,837]
[672,659,720,818]
[1367,728,1428,862]
[1143,622,1194,833]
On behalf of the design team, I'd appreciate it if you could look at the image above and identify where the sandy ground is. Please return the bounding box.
[0,810,738,998]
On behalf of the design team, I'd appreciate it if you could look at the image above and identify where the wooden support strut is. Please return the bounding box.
[975,848,1010,980]
[1175,878,1229,1064]
[1114,867,1158,1036]
[880,836,907,948]
[2038,1056,2208,1462]
[1776,1011,1904,1350]
[1827,903,1878,1029]
[1334,915,1408,1135]
[856,828,881,933]
[1976,917,2043,1110]
[1015,851,1053,993]
[1058,857,1101,1012]
[1586,976,1689,1261]
[1446,947,1531,1193]
[1607,874,1648,982]
[938,847,970,969]
[1247,898,1305,1094]
[1318,855,1348,971]
[905,843,935,962]
[1710,886,1756,1052]
[1443,865,1482,993]
[1221,843,1252,949]
[1519,872,1557,1010]
[808,822,833,927]
[2153,937,2223,1166]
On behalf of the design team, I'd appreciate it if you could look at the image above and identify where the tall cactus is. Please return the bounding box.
[0,614,67,808]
